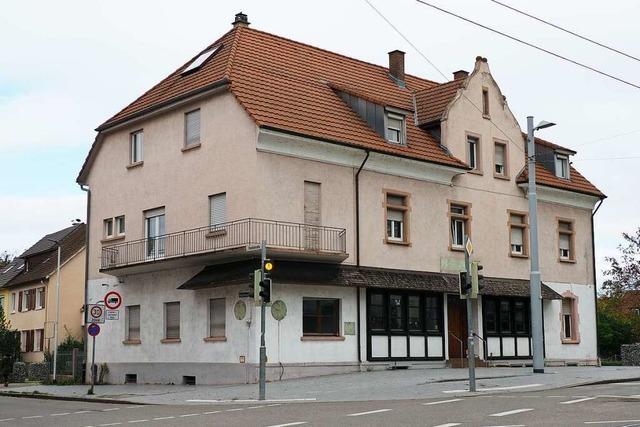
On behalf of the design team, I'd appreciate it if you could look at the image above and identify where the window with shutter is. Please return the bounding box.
[558,219,575,261]
[494,141,507,177]
[209,298,226,338]
[20,331,27,352]
[130,130,143,164]
[209,193,227,227]
[164,302,180,340]
[508,212,528,256]
[385,191,409,244]
[466,136,480,170]
[127,305,141,341]
[185,109,201,147]
[449,202,470,249]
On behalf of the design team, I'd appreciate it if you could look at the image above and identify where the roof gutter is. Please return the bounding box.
[355,150,370,365]
[591,197,604,364]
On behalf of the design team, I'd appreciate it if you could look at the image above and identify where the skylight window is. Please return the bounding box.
[182,45,221,75]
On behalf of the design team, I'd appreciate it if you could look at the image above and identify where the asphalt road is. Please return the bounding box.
[1,382,639,426]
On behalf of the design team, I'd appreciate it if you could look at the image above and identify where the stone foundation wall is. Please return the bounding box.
[621,343,640,366]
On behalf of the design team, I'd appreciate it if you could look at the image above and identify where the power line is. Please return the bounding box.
[489,0,640,63]
[414,0,640,90]
[574,155,640,161]
[574,129,640,147]
[362,0,527,157]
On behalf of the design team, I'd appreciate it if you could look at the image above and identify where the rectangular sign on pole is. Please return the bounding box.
[87,304,106,324]
[105,310,119,321]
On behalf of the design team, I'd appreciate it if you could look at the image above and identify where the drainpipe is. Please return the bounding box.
[591,197,604,365]
[355,151,370,365]
[79,184,91,382]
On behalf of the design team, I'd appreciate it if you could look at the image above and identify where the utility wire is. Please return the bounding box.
[415,0,640,90]
[574,155,640,161]
[574,129,640,147]
[363,0,526,156]
[489,0,640,63]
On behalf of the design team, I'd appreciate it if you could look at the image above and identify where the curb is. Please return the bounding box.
[0,391,146,405]
[565,376,640,388]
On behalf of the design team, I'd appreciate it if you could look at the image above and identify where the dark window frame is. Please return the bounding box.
[483,296,530,337]
[302,298,340,336]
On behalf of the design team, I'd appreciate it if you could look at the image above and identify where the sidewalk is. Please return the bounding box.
[3,366,640,405]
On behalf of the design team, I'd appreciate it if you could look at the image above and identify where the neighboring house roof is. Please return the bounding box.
[527,135,576,155]
[0,258,25,288]
[517,161,605,198]
[618,291,640,313]
[19,224,81,258]
[6,224,86,287]
[415,78,466,125]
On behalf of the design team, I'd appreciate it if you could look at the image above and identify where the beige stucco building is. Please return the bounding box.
[0,224,86,363]
[77,13,604,385]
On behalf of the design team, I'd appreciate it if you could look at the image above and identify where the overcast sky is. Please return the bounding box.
[1,0,637,286]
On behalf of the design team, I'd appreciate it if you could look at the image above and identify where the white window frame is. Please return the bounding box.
[384,192,409,244]
[21,291,28,312]
[11,292,16,313]
[35,287,44,309]
[467,135,479,170]
[34,329,42,352]
[555,154,570,179]
[494,141,507,177]
[558,219,575,262]
[184,109,201,147]
[449,202,470,250]
[451,218,465,248]
[115,216,125,236]
[130,130,143,164]
[385,112,405,145]
[209,193,227,228]
[20,331,27,352]
[104,218,114,238]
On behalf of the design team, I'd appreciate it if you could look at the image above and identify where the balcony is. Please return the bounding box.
[100,218,348,275]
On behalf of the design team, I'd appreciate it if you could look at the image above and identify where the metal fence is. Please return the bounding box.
[102,218,347,269]
[49,349,86,380]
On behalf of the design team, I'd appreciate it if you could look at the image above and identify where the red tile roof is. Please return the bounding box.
[415,79,465,125]
[517,161,604,198]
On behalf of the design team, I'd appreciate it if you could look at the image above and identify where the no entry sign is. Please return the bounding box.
[88,323,101,337]
[104,291,122,310]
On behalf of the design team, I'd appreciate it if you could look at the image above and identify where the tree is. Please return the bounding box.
[0,251,13,270]
[597,297,639,358]
[0,305,21,386]
[602,227,640,296]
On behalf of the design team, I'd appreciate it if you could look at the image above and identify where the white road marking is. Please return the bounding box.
[203,410,221,414]
[23,415,44,419]
[424,398,464,405]
[247,405,264,409]
[546,395,566,398]
[347,409,393,417]
[0,419,15,422]
[152,416,175,420]
[51,412,71,416]
[265,423,308,427]
[75,411,91,414]
[99,423,122,426]
[266,404,282,407]
[127,421,148,424]
[585,420,640,425]
[102,408,120,412]
[560,396,598,405]
[444,384,543,393]
[126,405,144,409]
[433,423,461,427]
[490,408,534,417]
[187,398,315,403]
[612,382,640,386]
[179,413,199,417]
[225,408,244,412]
[482,425,525,427]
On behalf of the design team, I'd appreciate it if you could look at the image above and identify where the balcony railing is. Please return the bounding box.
[101,218,347,270]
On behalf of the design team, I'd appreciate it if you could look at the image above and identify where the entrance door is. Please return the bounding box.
[145,208,165,259]
[447,294,467,360]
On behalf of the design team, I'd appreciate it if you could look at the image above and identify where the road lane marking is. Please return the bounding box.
[179,413,199,417]
[490,408,533,417]
[247,405,264,409]
[152,416,175,420]
[75,411,91,414]
[612,382,640,386]
[102,408,120,412]
[187,398,315,403]
[0,419,15,422]
[347,409,392,417]
[203,411,221,414]
[424,398,464,405]
[127,406,144,409]
[99,423,122,426]
[482,425,525,427]
[444,384,543,393]
[585,421,640,425]
[128,421,148,424]
[433,423,461,427]
[23,415,44,419]
[265,423,308,427]
[560,397,598,405]
[225,408,244,412]
[51,412,71,416]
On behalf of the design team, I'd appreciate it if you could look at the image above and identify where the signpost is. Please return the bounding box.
[464,236,477,392]
[104,291,122,310]
[87,323,100,395]
[87,304,105,324]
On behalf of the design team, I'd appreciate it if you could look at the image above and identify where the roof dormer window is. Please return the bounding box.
[385,112,405,145]
[555,153,570,179]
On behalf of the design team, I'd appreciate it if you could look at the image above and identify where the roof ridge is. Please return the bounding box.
[224,26,242,81]
[97,28,235,131]
[241,26,442,88]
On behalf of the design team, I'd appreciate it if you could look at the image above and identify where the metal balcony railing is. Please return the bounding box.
[101,218,347,269]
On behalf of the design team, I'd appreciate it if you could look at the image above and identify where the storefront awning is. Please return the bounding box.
[178,260,562,299]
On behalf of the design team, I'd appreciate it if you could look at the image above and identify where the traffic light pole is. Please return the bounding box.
[259,240,267,400]
[464,236,477,392]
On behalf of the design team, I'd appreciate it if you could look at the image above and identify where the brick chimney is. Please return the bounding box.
[388,50,405,86]
[453,70,469,80]
[232,12,250,28]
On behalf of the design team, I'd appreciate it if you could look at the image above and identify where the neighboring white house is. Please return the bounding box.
[77,13,605,385]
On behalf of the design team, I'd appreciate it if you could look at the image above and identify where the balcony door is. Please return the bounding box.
[303,181,321,250]
[145,208,165,259]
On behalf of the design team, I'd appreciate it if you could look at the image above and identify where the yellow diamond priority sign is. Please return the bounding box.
[465,238,473,255]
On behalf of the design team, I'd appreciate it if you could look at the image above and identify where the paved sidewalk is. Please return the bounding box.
[3,366,640,405]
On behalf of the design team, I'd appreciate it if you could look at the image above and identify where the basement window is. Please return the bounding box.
[183,375,196,385]
[182,45,221,74]
[125,374,137,384]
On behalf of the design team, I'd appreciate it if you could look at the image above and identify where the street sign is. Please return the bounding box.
[465,238,474,255]
[87,304,105,324]
[106,309,119,321]
[104,291,122,310]
[88,323,100,337]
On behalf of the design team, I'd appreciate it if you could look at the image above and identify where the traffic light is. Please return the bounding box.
[471,261,484,299]
[459,271,470,299]
[259,278,271,303]
[250,269,262,300]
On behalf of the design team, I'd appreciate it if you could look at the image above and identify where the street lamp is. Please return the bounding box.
[527,116,556,374]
